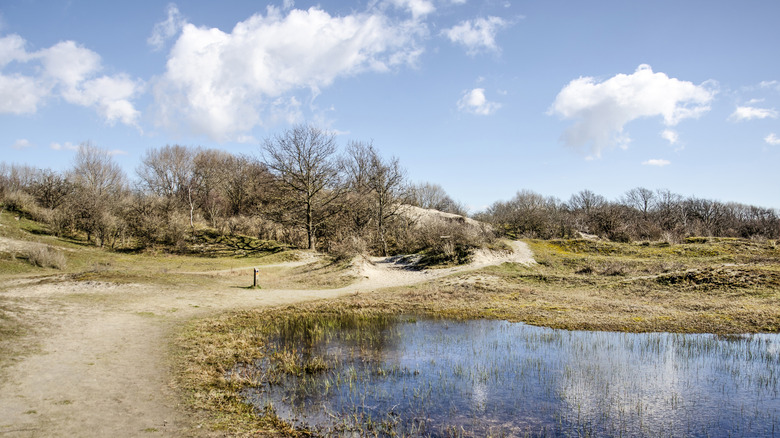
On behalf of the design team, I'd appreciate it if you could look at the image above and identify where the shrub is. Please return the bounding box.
[26,245,67,269]
[2,190,37,216]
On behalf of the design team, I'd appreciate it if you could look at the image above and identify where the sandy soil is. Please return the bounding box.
[0,241,533,437]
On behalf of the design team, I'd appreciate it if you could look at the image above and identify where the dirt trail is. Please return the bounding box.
[0,241,534,437]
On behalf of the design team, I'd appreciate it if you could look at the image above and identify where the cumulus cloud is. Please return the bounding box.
[153,5,426,141]
[661,129,678,145]
[765,133,780,145]
[443,16,508,55]
[549,64,716,157]
[148,4,186,51]
[11,139,32,150]
[457,88,500,115]
[729,105,778,121]
[642,159,671,167]
[0,34,141,125]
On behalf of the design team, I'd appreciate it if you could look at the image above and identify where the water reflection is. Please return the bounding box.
[242,317,780,437]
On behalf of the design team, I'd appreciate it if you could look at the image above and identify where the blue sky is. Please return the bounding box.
[1,0,779,211]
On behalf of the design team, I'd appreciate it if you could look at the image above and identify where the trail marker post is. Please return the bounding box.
[253,268,259,288]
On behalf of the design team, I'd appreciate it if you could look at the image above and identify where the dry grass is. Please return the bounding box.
[174,237,780,436]
[259,258,357,290]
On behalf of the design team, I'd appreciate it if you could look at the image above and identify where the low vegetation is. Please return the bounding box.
[175,236,780,436]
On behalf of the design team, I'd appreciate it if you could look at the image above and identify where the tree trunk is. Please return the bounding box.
[188,187,194,229]
[306,199,315,250]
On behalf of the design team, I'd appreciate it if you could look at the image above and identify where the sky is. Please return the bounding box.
[1,0,779,212]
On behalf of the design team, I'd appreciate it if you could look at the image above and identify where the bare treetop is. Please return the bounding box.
[262,124,343,250]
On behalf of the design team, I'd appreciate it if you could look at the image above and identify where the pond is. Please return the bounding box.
[240,316,780,437]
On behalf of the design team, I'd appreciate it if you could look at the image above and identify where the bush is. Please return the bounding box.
[26,245,67,269]
[2,190,37,216]
[399,215,497,266]
[326,234,368,262]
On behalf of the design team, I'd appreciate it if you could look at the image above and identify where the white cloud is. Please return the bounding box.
[765,133,780,145]
[457,88,500,115]
[72,75,142,126]
[153,6,426,141]
[0,34,142,126]
[388,0,435,19]
[661,129,678,145]
[50,141,78,151]
[283,0,295,10]
[642,159,671,167]
[549,64,716,157]
[0,73,49,113]
[729,105,778,121]
[0,34,28,67]
[11,139,32,150]
[443,16,508,55]
[148,4,186,51]
[107,149,128,156]
[38,40,101,87]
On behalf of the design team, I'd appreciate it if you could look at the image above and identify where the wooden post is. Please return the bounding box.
[253,268,258,288]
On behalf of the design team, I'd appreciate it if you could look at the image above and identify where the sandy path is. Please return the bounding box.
[0,241,533,437]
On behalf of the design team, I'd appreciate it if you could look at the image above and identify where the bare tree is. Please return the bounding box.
[191,149,231,226]
[408,182,466,215]
[0,163,38,196]
[137,145,198,225]
[568,189,606,214]
[67,143,127,246]
[262,125,343,250]
[346,141,407,255]
[70,142,125,198]
[31,169,72,210]
[622,187,656,218]
[222,154,273,217]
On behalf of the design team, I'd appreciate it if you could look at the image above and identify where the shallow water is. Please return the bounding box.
[242,317,780,437]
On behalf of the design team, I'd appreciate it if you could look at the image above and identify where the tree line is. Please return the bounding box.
[0,125,479,260]
[2,124,777,261]
[475,188,780,242]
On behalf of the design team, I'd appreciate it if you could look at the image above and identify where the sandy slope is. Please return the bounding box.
[0,241,533,437]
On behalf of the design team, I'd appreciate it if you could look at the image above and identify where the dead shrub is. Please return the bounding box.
[2,190,37,216]
[327,234,368,262]
[26,245,67,269]
[401,216,497,266]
